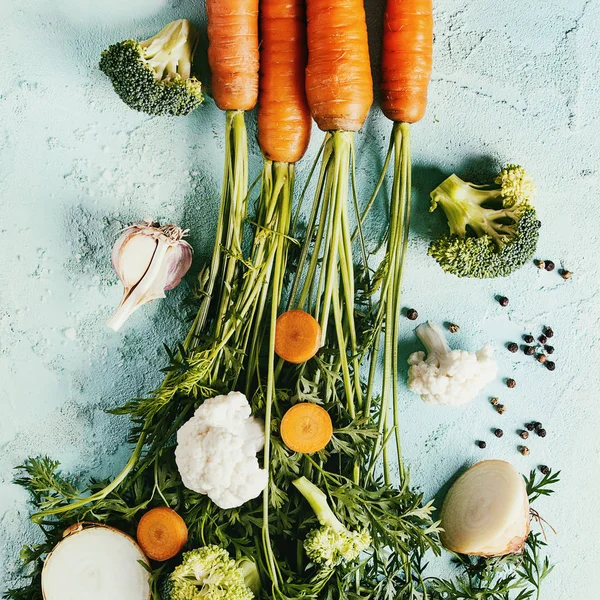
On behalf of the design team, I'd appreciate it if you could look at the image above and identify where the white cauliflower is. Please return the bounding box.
[407,321,497,407]
[175,391,268,509]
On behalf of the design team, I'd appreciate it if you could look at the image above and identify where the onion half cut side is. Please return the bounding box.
[42,524,150,600]
[440,460,530,557]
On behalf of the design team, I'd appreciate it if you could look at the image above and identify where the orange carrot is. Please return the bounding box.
[280,403,333,454]
[275,309,321,364]
[206,0,260,111]
[380,0,433,123]
[305,0,373,132]
[258,0,311,163]
[136,507,188,561]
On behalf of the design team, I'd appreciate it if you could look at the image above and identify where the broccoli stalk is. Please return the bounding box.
[167,546,259,600]
[428,165,541,278]
[293,477,371,569]
[100,19,203,116]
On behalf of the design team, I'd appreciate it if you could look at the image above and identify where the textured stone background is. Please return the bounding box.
[1,0,599,595]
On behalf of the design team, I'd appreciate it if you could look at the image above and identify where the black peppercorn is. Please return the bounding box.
[546,361,556,371]
[539,465,550,475]
[537,428,547,438]
[545,260,555,272]
[536,260,546,270]
[523,334,534,344]
[498,296,509,307]
[525,422,535,431]
[406,308,418,321]
[524,345,535,356]
[477,440,487,449]
[520,446,531,456]
[534,422,543,431]
[544,327,554,338]
[490,397,499,406]
[538,334,547,344]
[536,354,547,364]
[507,342,518,353]
[494,428,504,438]
[448,323,460,333]
[560,269,572,280]
[506,378,516,388]
[496,404,506,415]
[544,345,554,354]
[519,430,529,440]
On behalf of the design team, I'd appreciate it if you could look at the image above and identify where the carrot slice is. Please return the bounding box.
[280,403,333,454]
[274,309,321,364]
[136,507,188,561]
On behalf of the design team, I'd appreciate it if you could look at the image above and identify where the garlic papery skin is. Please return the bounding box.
[108,219,193,332]
[439,460,530,557]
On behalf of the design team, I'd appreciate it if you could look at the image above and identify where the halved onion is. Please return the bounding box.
[42,523,150,600]
[440,460,530,556]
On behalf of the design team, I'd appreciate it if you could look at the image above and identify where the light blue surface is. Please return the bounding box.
[1,0,599,596]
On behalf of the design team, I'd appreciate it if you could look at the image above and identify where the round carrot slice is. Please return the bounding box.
[280,403,333,454]
[136,507,188,561]
[274,309,321,364]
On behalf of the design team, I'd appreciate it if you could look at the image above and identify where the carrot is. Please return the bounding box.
[206,0,260,111]
[136,507,188,561]
[258,0,311,164]
[380,0,433,123]
[280,403,333,454]
[305,0,373,132]
[275,309,321,364]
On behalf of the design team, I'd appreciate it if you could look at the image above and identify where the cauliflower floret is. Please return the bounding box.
[175,391,268,509]
[407,322,497,407]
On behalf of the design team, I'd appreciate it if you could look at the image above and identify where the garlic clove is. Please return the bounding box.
[112,229,158,292]
[108,220,193,331]
[164,240,193,291]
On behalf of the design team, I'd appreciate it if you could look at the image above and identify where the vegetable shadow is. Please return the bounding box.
[430,461,473,520]
[410,164,447,243]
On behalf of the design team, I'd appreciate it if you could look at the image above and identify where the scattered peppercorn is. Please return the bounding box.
[534,422,543,431]
[539,465,550,475]
[524,345,535,356]
[560,269,572,280]
[546,361,556,371]
[494,428,504,438]
[477,440,487,449]
[544,327,554,338]
[507,342,518,353]
[506,378,516,388]
[536,354,547,364]
[519,430,529,440]
[523,334,534,344]
[490,397,499,406]
[544,345,554,354]
[536,260,546,270]
[406,308,418,321]
[538,334,548,344]
[525,422,535,431]
[498,296,509,307]
[537,428,547,438]
[496,404,506,415]
[448,323,460,333]
[520,446,531,456]
[545,260,555,272]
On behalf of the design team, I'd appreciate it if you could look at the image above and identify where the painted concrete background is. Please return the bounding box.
[1,0,599,596]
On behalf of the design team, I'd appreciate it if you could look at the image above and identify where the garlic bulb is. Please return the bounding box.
[108,219,193,331]
[439,460,530,557]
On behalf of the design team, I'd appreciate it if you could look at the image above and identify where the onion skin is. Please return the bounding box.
[42,523,151,600]
[440,460,530,557]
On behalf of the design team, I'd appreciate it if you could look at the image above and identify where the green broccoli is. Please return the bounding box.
[167,545,259,600]
[428,165,541,278]
[293,476,371,569]
[99,19,203,116]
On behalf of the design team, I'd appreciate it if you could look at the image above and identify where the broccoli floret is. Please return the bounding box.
[428,165,541,278]
[99,19,203,116]
[293,476,371,569]
[168,546,259,600]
